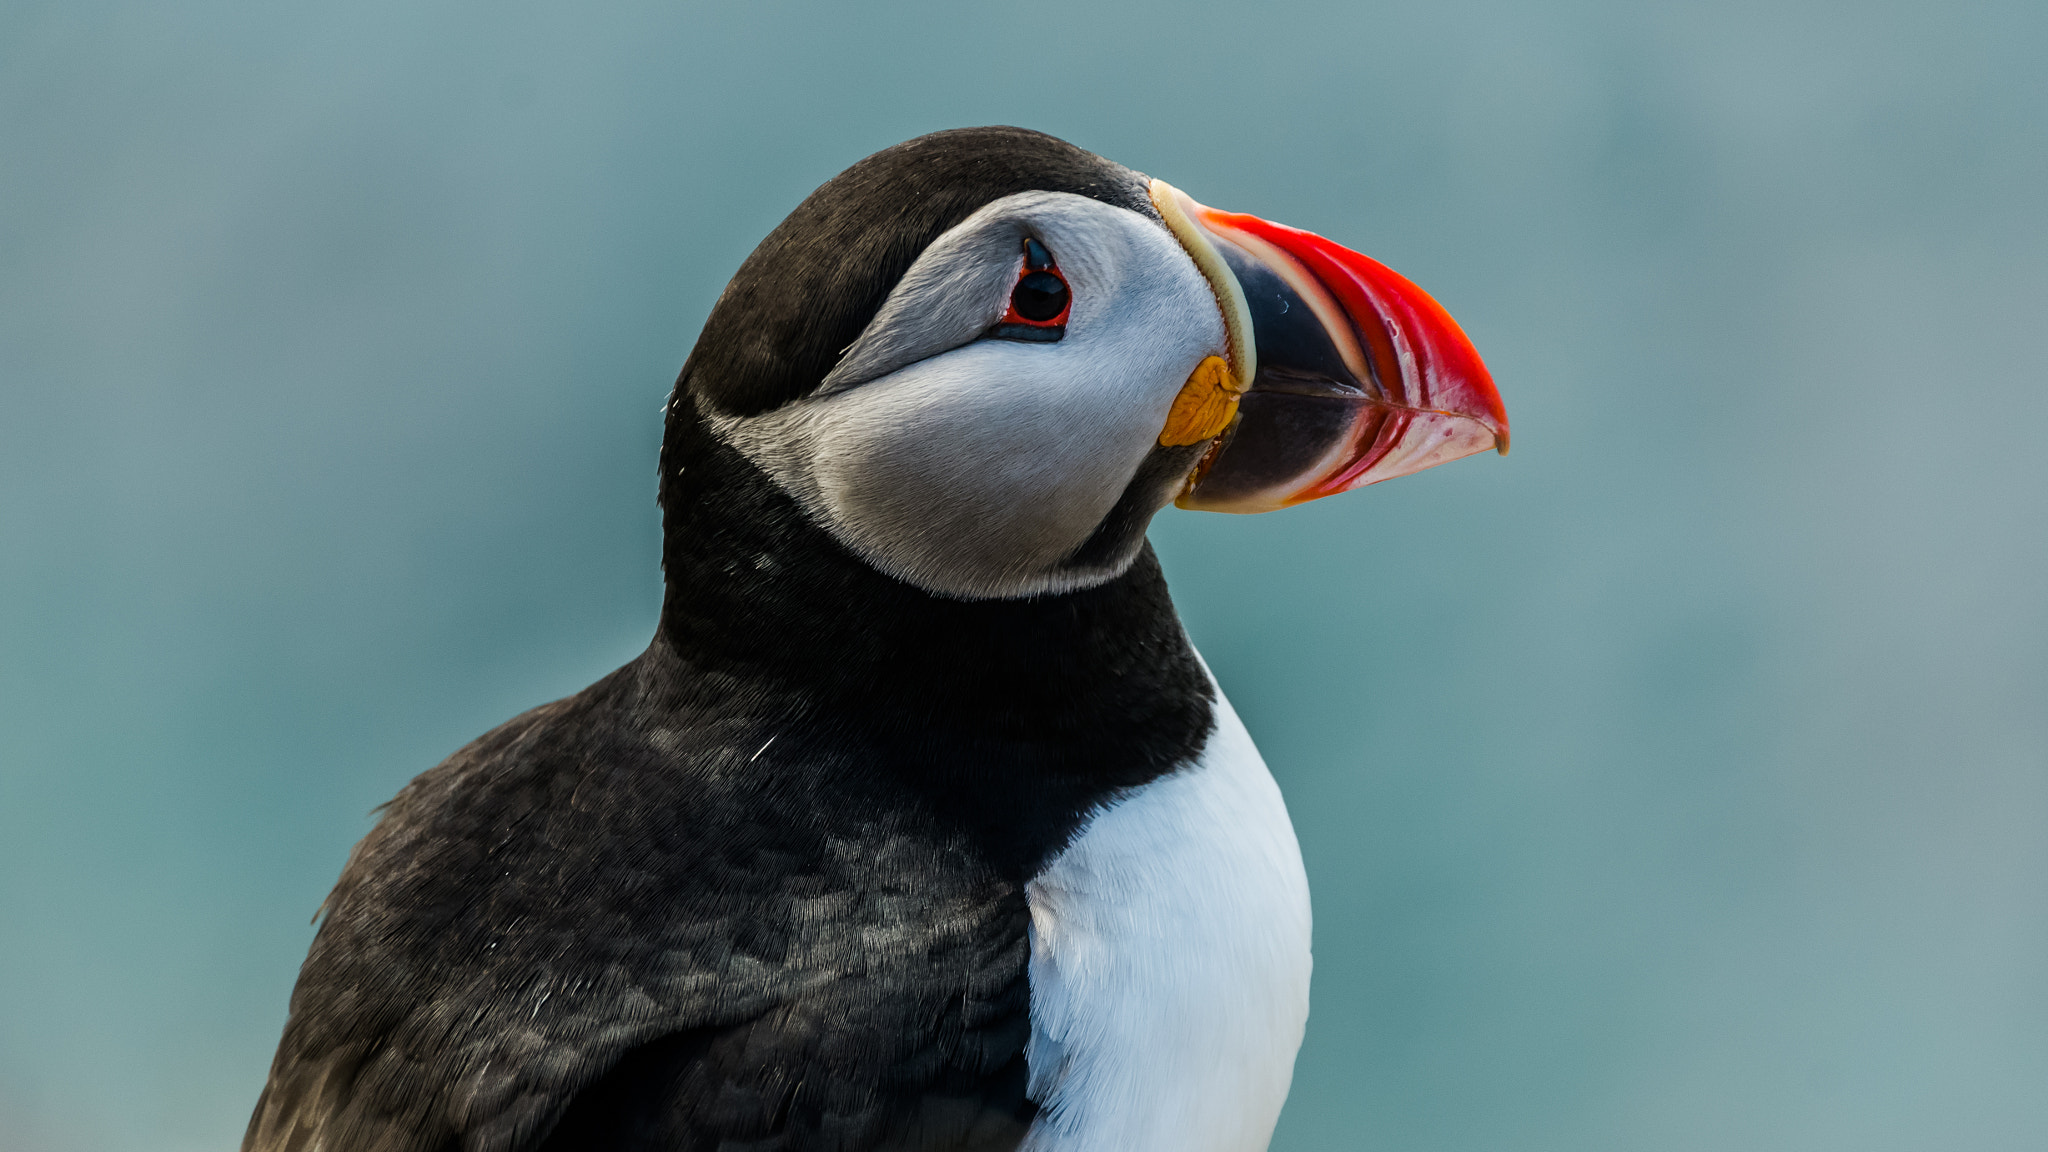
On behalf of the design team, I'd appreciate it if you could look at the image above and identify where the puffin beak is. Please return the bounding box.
[1150,181,1509,513]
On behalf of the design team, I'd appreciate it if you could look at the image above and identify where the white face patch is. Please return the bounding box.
[707,192,1226,600]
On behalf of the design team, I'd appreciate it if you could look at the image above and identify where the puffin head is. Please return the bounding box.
[668,127,1507,600]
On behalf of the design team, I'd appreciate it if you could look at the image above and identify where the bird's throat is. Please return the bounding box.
[649,392,1217,877]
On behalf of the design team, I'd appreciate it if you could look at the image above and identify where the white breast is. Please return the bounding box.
[1021,681,1312,1152]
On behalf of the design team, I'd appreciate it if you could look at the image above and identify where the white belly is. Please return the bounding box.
[1021,682,1313,1152]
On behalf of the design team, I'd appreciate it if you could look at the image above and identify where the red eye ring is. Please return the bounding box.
[1003,276,1073,330]
[1000,270,1071,328]
[993,236,1070,341]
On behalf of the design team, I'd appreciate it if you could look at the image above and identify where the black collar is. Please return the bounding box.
[647,397,1213,877]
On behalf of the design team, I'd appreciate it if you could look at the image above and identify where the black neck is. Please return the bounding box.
[645,397,1213,875]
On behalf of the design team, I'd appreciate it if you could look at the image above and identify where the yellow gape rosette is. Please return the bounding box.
[1148,179,1256,450]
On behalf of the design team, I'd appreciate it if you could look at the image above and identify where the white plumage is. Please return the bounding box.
[1023,674,1312,1152]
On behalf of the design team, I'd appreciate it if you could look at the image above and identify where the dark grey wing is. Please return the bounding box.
[532,1013,1035,1152]
[244,665,1038,1152]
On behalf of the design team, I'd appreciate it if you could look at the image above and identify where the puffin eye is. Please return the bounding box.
[991,236,1070,343]
[1011,272,1068,322]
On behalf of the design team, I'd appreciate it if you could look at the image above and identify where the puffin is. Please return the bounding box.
[244,126,1508,1152]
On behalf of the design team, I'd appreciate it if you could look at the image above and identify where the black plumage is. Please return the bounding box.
[246,129,1211,1152]
[682,126,1156,419]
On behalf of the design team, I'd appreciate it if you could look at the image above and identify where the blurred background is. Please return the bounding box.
[3,1,2044,1149]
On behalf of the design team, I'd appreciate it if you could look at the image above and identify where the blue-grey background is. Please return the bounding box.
[4,1,2044,1149]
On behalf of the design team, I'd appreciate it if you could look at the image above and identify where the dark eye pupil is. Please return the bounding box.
[1011,271,1068,322]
